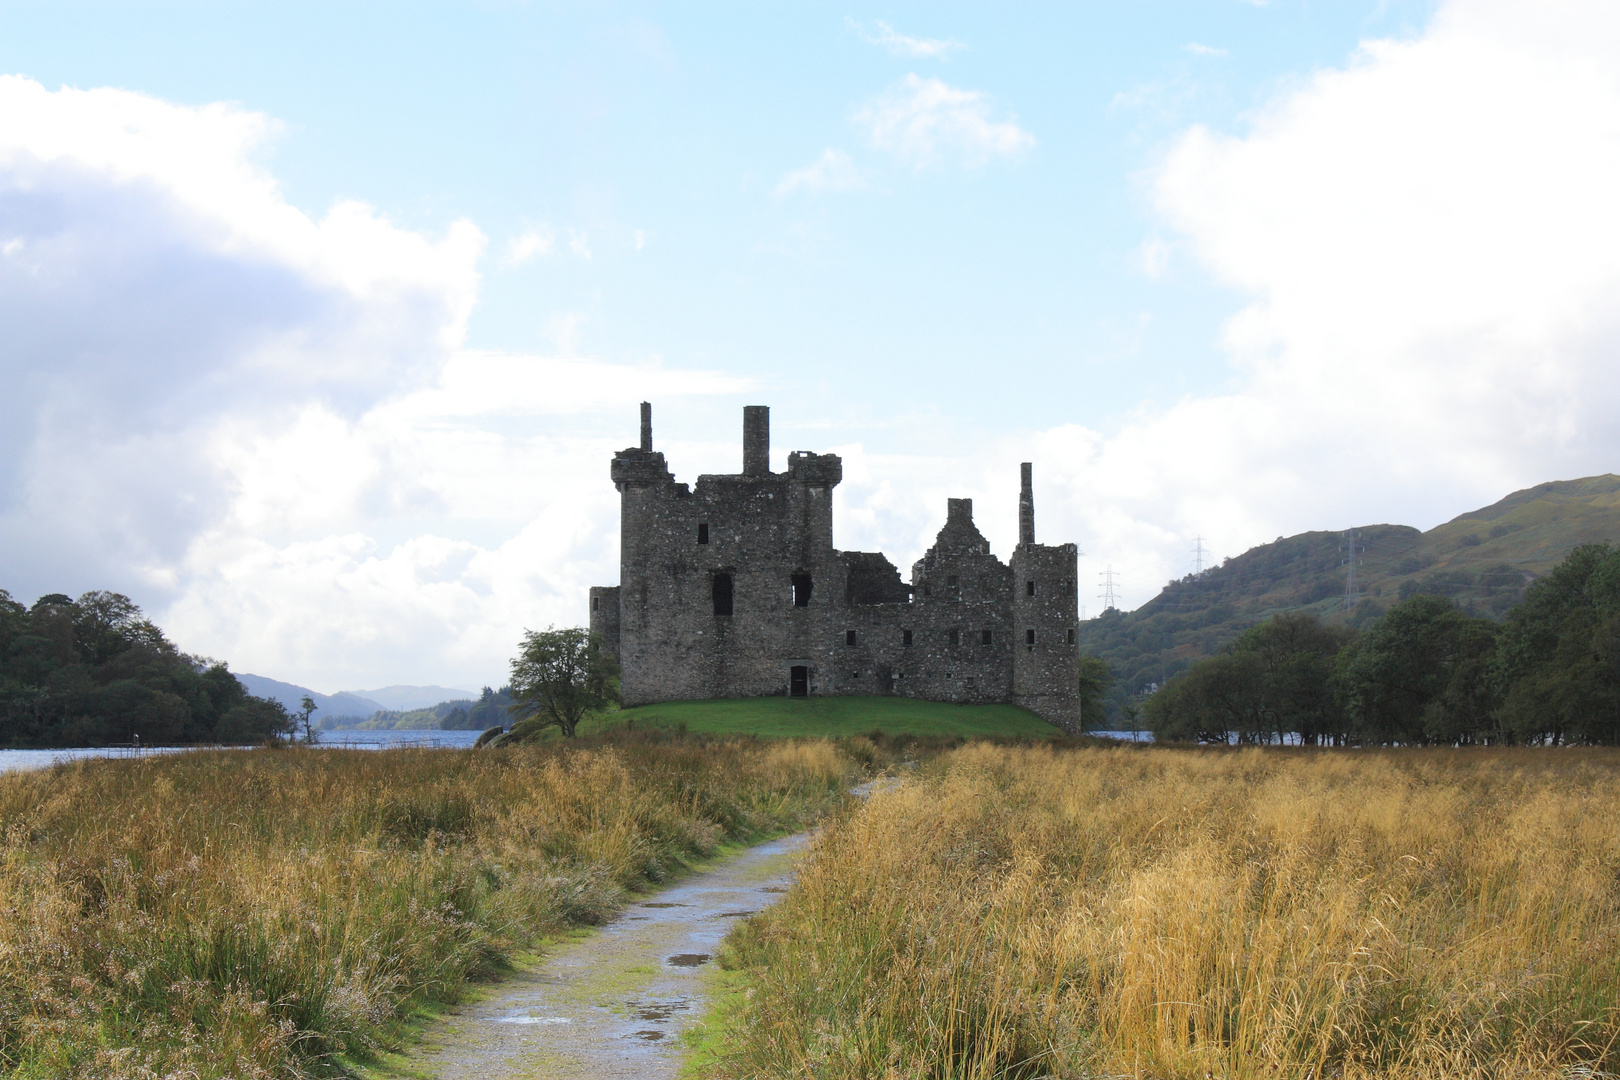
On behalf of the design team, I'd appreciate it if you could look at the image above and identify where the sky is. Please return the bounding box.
[4,0,1620,693]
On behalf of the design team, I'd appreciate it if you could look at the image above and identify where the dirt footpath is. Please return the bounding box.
[403,833,809,1079]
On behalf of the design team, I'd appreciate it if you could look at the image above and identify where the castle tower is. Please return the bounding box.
[1010,463,1082,732]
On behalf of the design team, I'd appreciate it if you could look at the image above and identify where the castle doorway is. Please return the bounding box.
[790,666,808,697]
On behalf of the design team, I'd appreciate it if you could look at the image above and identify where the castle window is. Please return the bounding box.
[948,629,960,647]
[902,629,913,648]
[923,584,931,597]
[712,573,733,616]
[845,629,858,646]
[946,574,959,593]
[1026,580,1036,597]
[592,596,599,612]
[698,523,709,544]
[1067,628,1076,645]
[981,629,993,646]
[792,573,813,607]
[1026,628,1037,646]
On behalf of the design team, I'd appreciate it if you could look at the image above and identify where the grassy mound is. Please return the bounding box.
[600,696,1063,740]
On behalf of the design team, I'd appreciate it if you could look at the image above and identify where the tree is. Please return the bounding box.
[1077,655,1113,731]
[1492,543,1620,744]
[1334,594,1498,745]
[296,695,317,744]
[1145,611,1352,744]
[508,627,620,738]
[217,697,295,744]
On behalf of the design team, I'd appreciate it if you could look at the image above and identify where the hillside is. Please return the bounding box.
[1079,474,1620,718]
[234,674,384,724]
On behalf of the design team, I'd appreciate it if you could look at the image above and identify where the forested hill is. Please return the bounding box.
[1080,474,1620,715]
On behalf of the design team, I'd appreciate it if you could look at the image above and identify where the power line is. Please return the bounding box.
[1099,566,1120,611]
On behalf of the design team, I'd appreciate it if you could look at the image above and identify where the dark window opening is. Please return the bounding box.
[946,574,959,597]
[1026,580,1036,597]
[902,629,913,647]
[792,572,813,607]
[981,629,993,646]
[712,573,733,616]
[845,629,857,646]
[790,666,808,697]
[948,629,960,647]
[1026,628,1037,646]
[697,523,709,544]
[923,584,931,596]
[851,671,860,679]
[591,596,598,611]
[1067,628,1076,645]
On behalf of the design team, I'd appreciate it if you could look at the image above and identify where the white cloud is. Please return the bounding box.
[0,76,483,618]
[848,18,963,60]
[774,148,866,197]
[1185,42,1229,57]
[854,75,1035,169]
[567,230,592,259]
[1053,0,1620,613]
[0,76,747,690]
[506,227,553,264]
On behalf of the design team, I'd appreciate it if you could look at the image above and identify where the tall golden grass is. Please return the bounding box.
[717,744,1620,1079]
[0,735,858,1078]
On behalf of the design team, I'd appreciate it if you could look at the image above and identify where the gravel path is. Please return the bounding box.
[403,832,810,1079]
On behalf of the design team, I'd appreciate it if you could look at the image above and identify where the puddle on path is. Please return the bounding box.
[665,953,711,967]
[402,832,809,1080]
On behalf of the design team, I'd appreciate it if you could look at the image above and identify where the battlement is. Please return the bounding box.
[787,450,842,486]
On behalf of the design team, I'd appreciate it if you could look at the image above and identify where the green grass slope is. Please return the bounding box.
[606,696,1063,739]
[1079,475,1620,716]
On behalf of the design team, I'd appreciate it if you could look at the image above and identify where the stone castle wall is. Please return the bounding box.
[592,404,1084,733]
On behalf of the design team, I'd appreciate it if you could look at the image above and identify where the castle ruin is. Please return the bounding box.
[589,404,1082,733]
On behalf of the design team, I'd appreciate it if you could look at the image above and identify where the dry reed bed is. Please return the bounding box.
[717,745,1620,1079]
[0,736,858,1078]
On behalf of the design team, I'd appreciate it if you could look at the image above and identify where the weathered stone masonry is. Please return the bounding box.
[589,404,1082,733]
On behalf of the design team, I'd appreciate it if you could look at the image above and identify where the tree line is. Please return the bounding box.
[0,589,293,747]
[1143,543,1620,745]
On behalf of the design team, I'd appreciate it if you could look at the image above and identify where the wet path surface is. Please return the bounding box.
[406,833,810,1079]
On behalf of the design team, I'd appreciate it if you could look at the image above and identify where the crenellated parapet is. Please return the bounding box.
[787,450,842,486]
[610,448,677,490]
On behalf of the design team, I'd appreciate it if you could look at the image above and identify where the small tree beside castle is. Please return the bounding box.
[507,627,621,738]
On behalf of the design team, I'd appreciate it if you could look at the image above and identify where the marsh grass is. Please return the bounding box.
[0,732,860,1078]
[715,744,1620,1079]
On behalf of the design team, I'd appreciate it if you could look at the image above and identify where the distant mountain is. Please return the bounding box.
[235,674,385,722]
[1079,474,1620,720]
[345,684,479,711]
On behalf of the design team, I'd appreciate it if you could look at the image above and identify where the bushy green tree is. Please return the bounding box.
[0,587,275,747]
[508,627,620,738]
[1146,612,1350,743]
[1334,594,1499,745]
[1492,543,1620,744]
[1077,655,1113,731]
